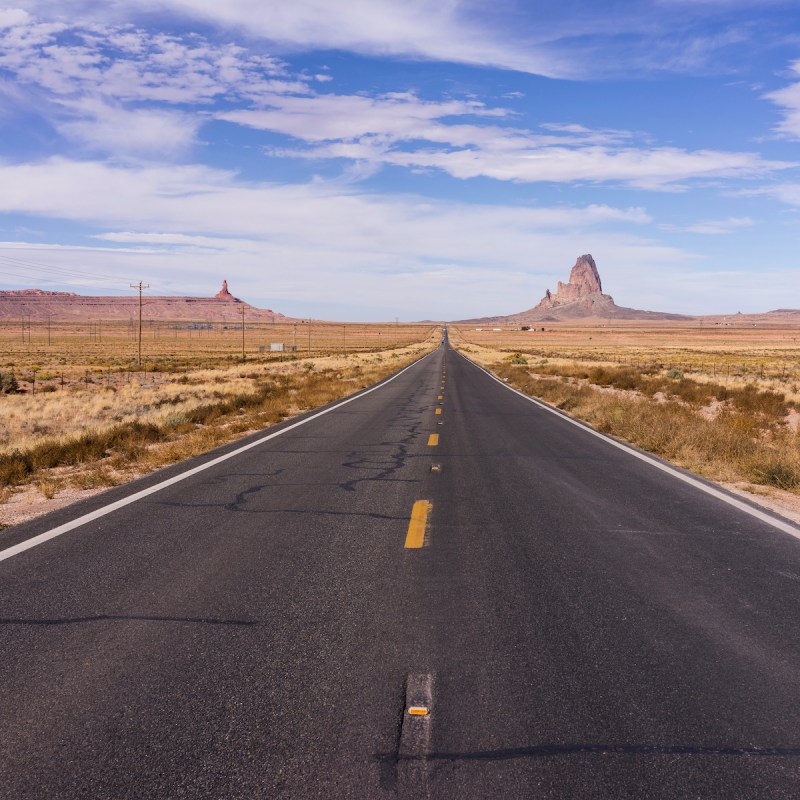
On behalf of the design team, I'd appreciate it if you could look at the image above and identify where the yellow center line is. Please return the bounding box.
[437,394,443,400]
[435,408,442,415]
[404,500,431,549]
[427,433,439,446]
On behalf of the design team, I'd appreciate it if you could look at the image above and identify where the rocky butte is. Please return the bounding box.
[463,254,692,323]
[0,281,288,322]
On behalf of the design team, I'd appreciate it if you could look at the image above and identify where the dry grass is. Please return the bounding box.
[451,322,800,403]
[489,362,800,492]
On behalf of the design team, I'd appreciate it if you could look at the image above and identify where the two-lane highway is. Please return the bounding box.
[2,338,800,798]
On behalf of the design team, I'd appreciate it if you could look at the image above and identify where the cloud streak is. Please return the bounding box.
[225,91,795,190]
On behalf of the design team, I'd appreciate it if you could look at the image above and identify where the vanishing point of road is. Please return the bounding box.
[2,333,800,798]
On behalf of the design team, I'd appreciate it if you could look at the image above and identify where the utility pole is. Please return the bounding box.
[293,324,297,352]
[130,281,149,366]
[46,314,51,346]
[307,320,311,352]
[241,305,246,360]
[343,324,346,353]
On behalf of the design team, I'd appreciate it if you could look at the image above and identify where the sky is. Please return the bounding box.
[1,1,800,320]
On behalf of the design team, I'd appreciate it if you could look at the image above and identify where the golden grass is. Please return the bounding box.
[451,322,800,403]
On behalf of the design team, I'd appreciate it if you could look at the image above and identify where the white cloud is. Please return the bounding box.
[764,61,800,139]
[219,92,506,142]
[23,0,571,77]
[0,13,315,155]
[234,91,793,189]
[754,182,800,206]
[0,16,301,103]
[659,216,754,234]
[0,7,29,27]
[58,98,201,155]
[17,0,784,80]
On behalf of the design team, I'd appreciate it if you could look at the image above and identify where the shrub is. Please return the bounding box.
[509,352,528,365]
[0,371,18,394]
[0,453,31,486]
[750,458,800,490]
[666,368,684,380]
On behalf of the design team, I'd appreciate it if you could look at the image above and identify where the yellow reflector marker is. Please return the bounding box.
[427,434,439,446]
[435,408,442,415]
[408,706,428,716]
[404,500,431,549]
[438,394,443,399]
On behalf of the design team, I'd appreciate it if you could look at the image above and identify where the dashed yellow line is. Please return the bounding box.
[427,433,439,446]
[437,394,443,400]
[404,500,431,549]
[435,408,442,415]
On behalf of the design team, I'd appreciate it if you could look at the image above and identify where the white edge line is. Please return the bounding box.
[0,348,438,563]
[455,349,800,541]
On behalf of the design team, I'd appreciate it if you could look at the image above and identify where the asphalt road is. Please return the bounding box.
[3,336,800,798]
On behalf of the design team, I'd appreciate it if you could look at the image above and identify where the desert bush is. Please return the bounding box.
[587,366,644,391]
[36,478,63,499]
[750,458,800,491]
[508,352,528,365]
[0,453,31,486]
[665,379,718,406]
[71,467,121,490]
[0,372,18,394]
[729,384,786,418]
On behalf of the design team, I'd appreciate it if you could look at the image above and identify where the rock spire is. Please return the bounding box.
[215,279,234,300]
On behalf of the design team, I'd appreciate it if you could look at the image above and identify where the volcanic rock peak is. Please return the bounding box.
[542,254,604,306]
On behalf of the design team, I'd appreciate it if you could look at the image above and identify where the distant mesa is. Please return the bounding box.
[0,280,287,322]
[1,288,78,297]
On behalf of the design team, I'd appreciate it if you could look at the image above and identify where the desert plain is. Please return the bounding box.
[1,310,799,529]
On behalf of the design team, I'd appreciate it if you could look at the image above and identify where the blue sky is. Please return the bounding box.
[1,1,800,320]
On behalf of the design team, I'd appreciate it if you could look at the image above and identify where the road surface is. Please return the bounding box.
[2,337,800,798]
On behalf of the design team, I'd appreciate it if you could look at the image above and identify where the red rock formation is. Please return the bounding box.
[537,254,604,309]
[457,253,693,323]
[215,280,235,300]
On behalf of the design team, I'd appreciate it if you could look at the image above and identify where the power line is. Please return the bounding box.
[0,253,129,284]
[0,251,201,297]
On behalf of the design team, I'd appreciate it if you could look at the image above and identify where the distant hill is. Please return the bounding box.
[0,281,288,322]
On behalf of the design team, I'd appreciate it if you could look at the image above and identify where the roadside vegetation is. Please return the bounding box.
[451,327,800,510]
[0,331,437,526]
